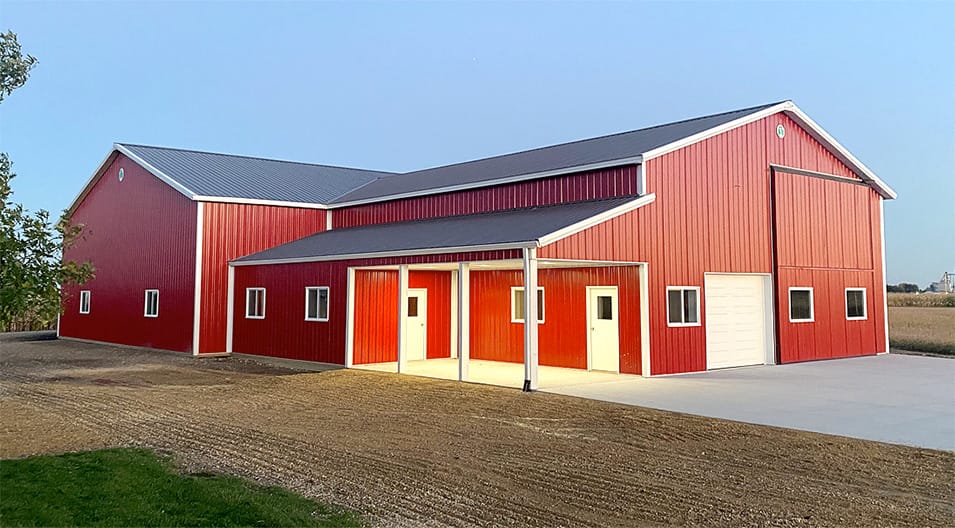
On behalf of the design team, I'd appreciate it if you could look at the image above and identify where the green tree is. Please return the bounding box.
[1,31,93,331]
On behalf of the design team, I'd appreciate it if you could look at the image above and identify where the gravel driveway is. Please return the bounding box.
[1,333,953,527]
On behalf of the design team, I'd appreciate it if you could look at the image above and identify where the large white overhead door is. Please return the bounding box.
[704,274,772,369]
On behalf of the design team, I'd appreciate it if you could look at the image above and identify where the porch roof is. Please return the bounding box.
[232,195,653,266]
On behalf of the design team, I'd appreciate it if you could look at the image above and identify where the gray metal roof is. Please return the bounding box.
[119,144,394,204]
[330,102,783,203]
[233,196,637,263]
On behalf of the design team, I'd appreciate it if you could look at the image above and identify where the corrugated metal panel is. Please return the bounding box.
[60,153,197,352]
[334,166,639,227]
[469,267,642,373]
[238,196,638,263]
[332,103,781,203]
[199,203,327,353]
[539,112,885,375]
[120,144,392,204]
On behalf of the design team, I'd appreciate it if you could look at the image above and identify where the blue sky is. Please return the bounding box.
[1,1,952,285]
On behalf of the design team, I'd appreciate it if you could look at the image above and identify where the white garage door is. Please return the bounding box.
[704,274,771,369]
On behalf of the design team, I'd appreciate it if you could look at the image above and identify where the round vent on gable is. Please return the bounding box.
[118,168,125,181]
[776,124,786,139]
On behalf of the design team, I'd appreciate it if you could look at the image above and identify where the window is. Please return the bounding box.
[246,288,266,319]
[511,287,545,323]
[305,287,329,321]
[144,289,159,317]
[79,290,91,314]
[846,288,867,320]
[407,296,419,317]
[597,295,614,320]
[666,287,700,326]
[789,288,814,322]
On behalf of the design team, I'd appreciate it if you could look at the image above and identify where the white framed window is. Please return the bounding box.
[305,286,329,322]
[246,288,266,319]
[79,290,91,314]
[511,287,544,323]
[845,288,867,320]
[144,289,159,318]
[666,286,700,326]
[789,287,814,322]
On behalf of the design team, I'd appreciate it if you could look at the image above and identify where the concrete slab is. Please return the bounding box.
[544,354,955,451]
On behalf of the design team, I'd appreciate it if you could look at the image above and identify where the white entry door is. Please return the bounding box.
[588,287,620,372]
[704,274,771,369]
[405,289,427,361]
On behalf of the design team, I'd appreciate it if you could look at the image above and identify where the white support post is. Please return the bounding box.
[522,248,539,391]
[450,269,459,359]
[457,263,470,382]
[226,265,235,353]
[397,265,409,373]
[345,267,356,368]
[639,263,651,377]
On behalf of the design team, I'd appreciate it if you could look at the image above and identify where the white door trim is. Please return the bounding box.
[703,272,775,369]
[586,285,620,373]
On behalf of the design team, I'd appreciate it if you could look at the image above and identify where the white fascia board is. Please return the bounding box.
[66,148,120,215]
[230,242,536,267]
[328,156,644,209]
[782,106,897,199]
[640,101,794,161]
[113,144,197,199]
[193,195,328,210]
[536,193,656,247]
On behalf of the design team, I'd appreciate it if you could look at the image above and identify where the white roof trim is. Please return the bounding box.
[782,105,896,199]
[231,194,657,267]
[194,196,328,210]
[328,156,644,208]
[114,144,197,199]
[537,193,656,247]
[66,148,122,215]
[230,242,536,267]
[641,100,896,199]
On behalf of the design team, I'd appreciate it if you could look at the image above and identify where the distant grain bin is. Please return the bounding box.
[929,272,954,293]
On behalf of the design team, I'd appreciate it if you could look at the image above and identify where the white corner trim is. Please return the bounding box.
[345,267,356,368]
[193,195,328,210]
[783,106,896,199]
[226,265,235,354]
[230,242,536,267]
[192,202,204,355]
[537,193,656,247]
[114,144,197,199]
[328,157,644,208]
[641,101,794,161]
[326,209,333,230]
[638,263,651,377]
[879,198,890,352]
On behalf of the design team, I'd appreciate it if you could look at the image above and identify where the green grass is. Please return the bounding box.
[0,448,361,527]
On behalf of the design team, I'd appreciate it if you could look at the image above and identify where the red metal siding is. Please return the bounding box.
[333,166,639,228]
[199,203,326,353]
[539,112,885,374]
[774,171,886,362]
[60,153,197,352]
[468,267,642,373]
[232,262,347,363]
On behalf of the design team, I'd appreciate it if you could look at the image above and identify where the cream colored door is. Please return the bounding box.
[406,289,427,361]
[588,287,620,372]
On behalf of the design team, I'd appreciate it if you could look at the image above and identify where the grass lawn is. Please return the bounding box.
[0,448,360,527]
[888,306,955,355]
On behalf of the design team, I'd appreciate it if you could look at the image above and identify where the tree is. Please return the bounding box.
[1,31,93,331]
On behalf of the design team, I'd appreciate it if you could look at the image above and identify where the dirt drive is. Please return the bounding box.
[1,334,952,527]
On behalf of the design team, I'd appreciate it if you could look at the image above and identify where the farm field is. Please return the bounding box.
[888,306,955,355]
[1,333,953,527]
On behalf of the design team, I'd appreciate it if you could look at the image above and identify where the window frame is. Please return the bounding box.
[245,288,266,320]
[79,290,91,315]
[666,286,701,327]
[788,287,815,323]
[304,286,330,322]
[143,289,159,318]
[845,287,867,321]
[510,286,545,324]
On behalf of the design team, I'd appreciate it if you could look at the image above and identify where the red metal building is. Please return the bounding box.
[61,101,895,389]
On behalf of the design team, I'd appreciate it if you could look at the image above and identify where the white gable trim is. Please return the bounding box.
[114,144,197,199]
[537,193,656,246]
[193,195,328,210]
[641,101,895,199]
